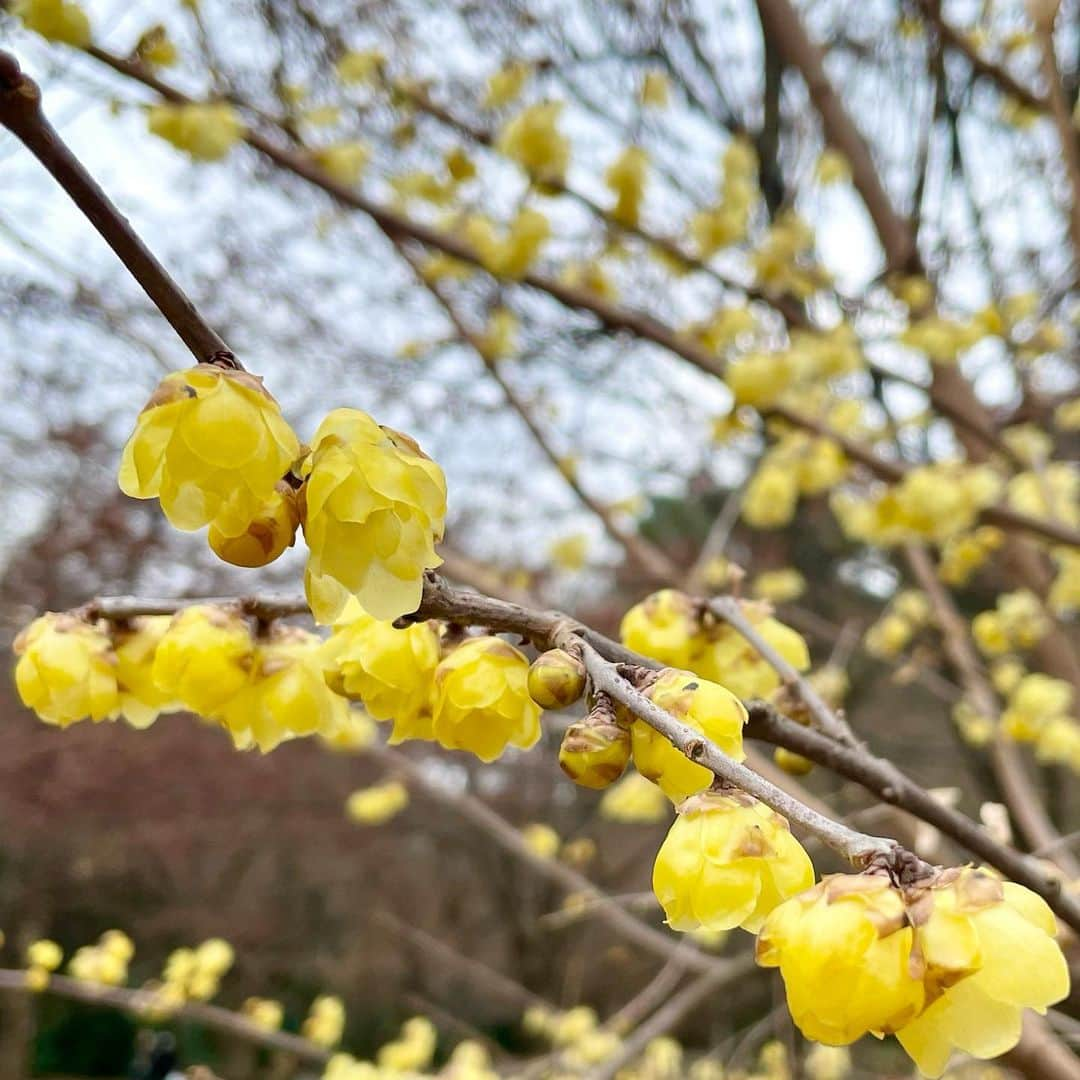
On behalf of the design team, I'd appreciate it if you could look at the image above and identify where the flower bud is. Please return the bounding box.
[208,482,300,567]
[527,648,587,709]
[774,746,814,776]
[559,706,631,789]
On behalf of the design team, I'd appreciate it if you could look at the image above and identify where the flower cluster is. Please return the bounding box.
[620,590,810,702]
[147,103,245,161]
[13,0,91,45]
[832,463,1003,547]
[13,606,374,753]
[119,368,447,626]
[756,867,1069,1076]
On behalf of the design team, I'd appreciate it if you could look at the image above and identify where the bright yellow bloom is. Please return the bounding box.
[119,367,300,532]
[14,613,119,727]
[605,146,649,227]
[100,929,134,962]
[1007,463,1079,525]
[743,463,799,529]
[432,637,541,761]
[497,102,569,187]
[832,463,1002,546]
[378,1016,437,1072]
[208,482,300,568]
[692,614,810,702]
[599,772,670,823]
[640,69,670,107]
[815,149,851,185]
[243,996,285,1031]
[653,791,815,933]
[14,0,91,45]
[756,874,925,1044]
[147,103,244,161]
[620,589,701,670]
[304,994,347,1048]
[548,531,588,570]
[26,940,63,972]
[346,780,409,825]
[751,569,805,604]
[151,605,254,716]
[632,670,747,801]
[221,628,346,751]
[301,408,446,623]
[335,49,384,84]
[804,1044,851,1080]
[483,61,531,108]
[521,822,561,859]
[312,141,370,187]
[1001,673,1073,742]
[896,868,1069,1077]
[321,601,441,740]
[134,25,178,67]
[111,615,181,728]
[477,307,519,362]
[865,613,913,659]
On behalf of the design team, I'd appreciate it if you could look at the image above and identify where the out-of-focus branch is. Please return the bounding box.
[394,243,679,584]
[1036,22,1080,270]
[0,51,235,367]
[752,0,916,272]
[582,966,733,1080]
[904,543,1080,879]
[0,970,330,1064]
[918,0,1047,112]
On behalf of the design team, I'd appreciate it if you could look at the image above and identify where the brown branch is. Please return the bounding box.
[0,970,330,1064]
[904,543,1080,880]
[394,244,679,584]
[753,0,916,272]
[0,52,235,367]
[83,577,1080,930]
[917,0,1047,113]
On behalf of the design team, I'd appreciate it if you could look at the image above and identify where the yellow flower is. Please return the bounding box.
[243,996,285,1031]
[14,0,91,45]
[815,148,851,185]
[497,102,569,187]
[620,590,701,669]
[605,146,649,227]
[321,601,441,740]
[756,874,925,1044]
[119,366,300,533]
[483,61,531,108]
[640,70,670,108]
[346,780,409,825]
[147,102,244,161]
[432,637,541,761]
[14,613,119,727]
[304,995,347,1048]
[377,1016,437,1072]
[208,482,300,568]
[134,25,178,67]
[301,408,446,623]
[599,772,670,823]
[221,628,346,752]
[652,791,815,933]
[26,940,63,972]
[751,569,805,604]
[151,605,254,716]
[335,49,384,84]
[897,868,1070,1077]
[521,822,561,859]
[743,464,799,529]
[477,307,519,362]
[692,614,810,701]
[804,1044,851,1080]
[632,670,747,802]
[112,615,181,729]
[549,532,588,571]
[312,141,370,187]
